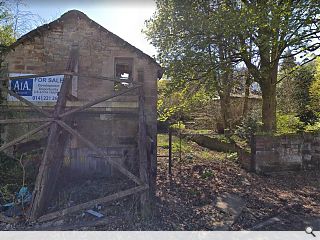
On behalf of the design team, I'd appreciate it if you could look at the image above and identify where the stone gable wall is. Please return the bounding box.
[3,15,159,178]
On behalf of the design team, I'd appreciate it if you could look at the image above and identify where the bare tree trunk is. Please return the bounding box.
[260,66,278,132]
[219,92,232,130]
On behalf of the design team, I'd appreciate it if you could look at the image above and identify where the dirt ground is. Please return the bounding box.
[1,135,319,230]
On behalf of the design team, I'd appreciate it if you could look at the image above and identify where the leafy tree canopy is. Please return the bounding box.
[145,0,320,132]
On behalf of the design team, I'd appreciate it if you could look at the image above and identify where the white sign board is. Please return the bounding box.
[7,73,64,102]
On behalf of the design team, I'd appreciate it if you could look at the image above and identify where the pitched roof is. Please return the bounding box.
[11,10,162,71]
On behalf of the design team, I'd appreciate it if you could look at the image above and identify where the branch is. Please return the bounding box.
[276,55,318,84]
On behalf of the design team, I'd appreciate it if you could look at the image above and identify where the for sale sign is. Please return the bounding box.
[7,74,64,102]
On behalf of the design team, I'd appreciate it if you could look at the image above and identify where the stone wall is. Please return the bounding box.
[253,133,320,173]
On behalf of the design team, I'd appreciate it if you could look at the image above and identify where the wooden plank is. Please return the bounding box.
[168,127,172,175]
[29,45,79,221]
[137,70,151,218]
[0,107,138,116]
[0,72,73,81]
[59,85,139,118]
[0,72,144,85]
[71,61,78,97]
[66,73,143,84]
[38,185,148,223]
[55,120,143,185]
[0,117,53,124]
[5,89,51,117]
[35,215,122,230]
[0,122,51,152]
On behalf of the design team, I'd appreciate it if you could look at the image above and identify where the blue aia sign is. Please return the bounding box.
[10,79,33,96]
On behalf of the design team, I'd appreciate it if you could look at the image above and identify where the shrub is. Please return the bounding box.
[234,108,262,142]
[276,113,304,134]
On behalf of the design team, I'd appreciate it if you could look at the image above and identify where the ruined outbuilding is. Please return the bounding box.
[0,10,162,222]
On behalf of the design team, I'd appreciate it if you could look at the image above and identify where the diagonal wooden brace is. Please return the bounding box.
[5,89,52,117]
[0,122,52,152]
[55,120,143,185]
[0,118,53,125]
[38,184,148,223]
[59,85,140,119]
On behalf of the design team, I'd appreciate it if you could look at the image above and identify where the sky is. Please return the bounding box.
[18,0,158,57]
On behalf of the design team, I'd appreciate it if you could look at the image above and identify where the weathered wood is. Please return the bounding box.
[55,120,143,185]
[59,85,139,118]
[68,73,142,84]
[137,70,151,218]
[0,122,51,152]
[29,45,79,220]
[35,215,122,230]
[168,127,172,175]
[38,185,148,223]
[0,107,138,116]
[0,71,73,81]
[5,89,51,117]
[250,134,256,172]
[0,72,144,85]
[0,117,53,124]
[0,213,16,224]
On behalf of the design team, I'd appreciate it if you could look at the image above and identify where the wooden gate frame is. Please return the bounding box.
[0,46,151,223]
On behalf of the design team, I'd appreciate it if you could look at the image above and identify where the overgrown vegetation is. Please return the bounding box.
[146,0,320,133]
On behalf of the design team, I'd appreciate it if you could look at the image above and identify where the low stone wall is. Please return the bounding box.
[254,133,320,173]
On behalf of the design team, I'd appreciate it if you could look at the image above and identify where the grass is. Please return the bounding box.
[158,133,229,163]
[157,134,192,153]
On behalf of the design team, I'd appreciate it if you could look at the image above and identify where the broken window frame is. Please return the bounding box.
[114,57,134,91]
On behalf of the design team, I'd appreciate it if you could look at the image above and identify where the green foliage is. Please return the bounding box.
[200,169,214,179]
[157,80,188,122]
[157,79,213,123]
[145,0,237,128]
[171,121,185,130]
[277,58,318,125]
[276,113,304,134]
[226,152,238,161]
[0,153,23,201]
[304,121,320,133]
[309,58,320,113]
[147,0,320,133]
[235,107,262,142]
[277,53,298,114]
[293,62,317,124]
[0,2,15,46]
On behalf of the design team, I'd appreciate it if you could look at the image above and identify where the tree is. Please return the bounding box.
[144,0,240,130]
[218,0,320,132]
[0,1,15,47]
[277,52,298,114]
[278,59,317,125]
[309,57,320,114]
[147,0,320,133]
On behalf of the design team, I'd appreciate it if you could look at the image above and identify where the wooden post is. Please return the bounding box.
[137,70,151,218]
[250,134,256,172]
[168,127,172,175]
[29,45,79,220]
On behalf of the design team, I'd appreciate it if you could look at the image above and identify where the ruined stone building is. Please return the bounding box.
[2,10,162,186]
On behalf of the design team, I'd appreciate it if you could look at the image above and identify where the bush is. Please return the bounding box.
[276,113,304,134]
[234,108,262,142]
[305,121,320,132]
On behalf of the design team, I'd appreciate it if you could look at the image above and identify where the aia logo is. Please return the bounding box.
[11,79,33,96]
